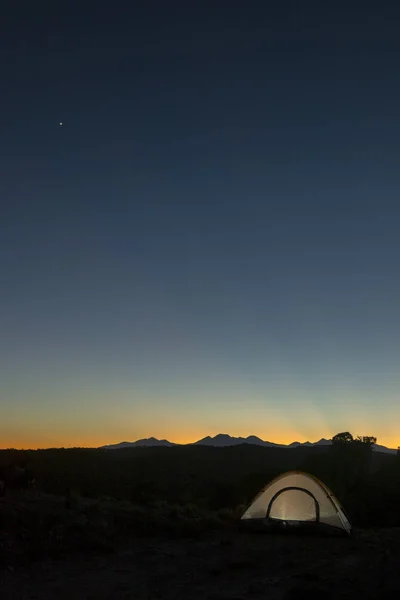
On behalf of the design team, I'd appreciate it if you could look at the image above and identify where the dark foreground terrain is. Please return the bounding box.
[1,491,400,600]
[2,441,400,598]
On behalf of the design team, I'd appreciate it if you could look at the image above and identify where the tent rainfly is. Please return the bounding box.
[241,470,352,535]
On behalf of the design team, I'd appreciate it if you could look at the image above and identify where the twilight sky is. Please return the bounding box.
[1,1,400,449]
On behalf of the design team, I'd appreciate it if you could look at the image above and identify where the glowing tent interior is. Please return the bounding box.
[241,470,352,535]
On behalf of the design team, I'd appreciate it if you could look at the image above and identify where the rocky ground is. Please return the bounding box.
[1,493,400,599]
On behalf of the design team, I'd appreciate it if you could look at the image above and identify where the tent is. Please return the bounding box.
[241,470,352,535]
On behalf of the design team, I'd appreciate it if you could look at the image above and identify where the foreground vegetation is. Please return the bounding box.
[0,490,243,569]
[3,496,400,600]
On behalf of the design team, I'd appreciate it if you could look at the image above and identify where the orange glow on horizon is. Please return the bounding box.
[2,429,399,451]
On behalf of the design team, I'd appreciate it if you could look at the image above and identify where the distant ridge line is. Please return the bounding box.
[99,434,397,454]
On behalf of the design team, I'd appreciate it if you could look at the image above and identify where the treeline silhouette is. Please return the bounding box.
[1,432,399,527]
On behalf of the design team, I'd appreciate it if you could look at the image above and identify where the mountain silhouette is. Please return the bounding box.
[99,434,396,454]
[192,433,284,448]
[101,437,175,450]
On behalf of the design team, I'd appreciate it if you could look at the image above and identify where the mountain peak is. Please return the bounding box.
[100,437,174,450]
[194,434,238,447]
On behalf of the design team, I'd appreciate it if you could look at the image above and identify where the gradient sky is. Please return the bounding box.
[1,1,400,449]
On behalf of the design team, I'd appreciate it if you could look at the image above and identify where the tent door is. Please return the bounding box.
[266,486,320,523]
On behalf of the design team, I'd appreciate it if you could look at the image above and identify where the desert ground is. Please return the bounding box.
[1,491,400,600]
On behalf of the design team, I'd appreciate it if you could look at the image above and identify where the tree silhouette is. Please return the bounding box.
[332,432,354,445]
[355,436,377,447]
[329,431,377,499]
[332,432,377,447]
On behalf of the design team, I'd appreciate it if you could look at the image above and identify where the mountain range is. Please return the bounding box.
[100,434,397,454]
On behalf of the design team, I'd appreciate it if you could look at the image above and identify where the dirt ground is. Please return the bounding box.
[2,527,400,600]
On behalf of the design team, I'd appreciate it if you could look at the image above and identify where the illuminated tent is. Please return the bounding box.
[241,471,351,535]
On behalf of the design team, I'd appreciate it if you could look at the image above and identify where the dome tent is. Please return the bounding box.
[241,470,352,535]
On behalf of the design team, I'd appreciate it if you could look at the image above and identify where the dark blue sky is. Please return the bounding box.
[1,1,400,448]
